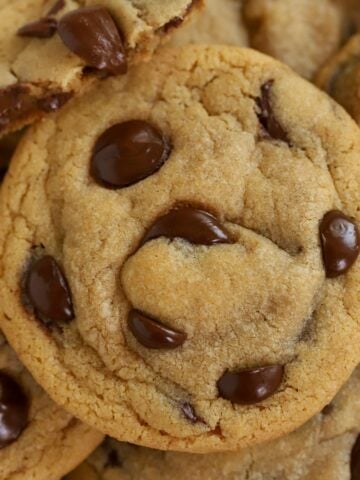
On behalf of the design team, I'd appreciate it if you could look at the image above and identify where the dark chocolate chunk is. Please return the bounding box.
[320,210,359,278]
[17,17,58,38]
[38,92,73,112]
[256,80,290,142]
[0,85,30,128]
[26,255,74,323]
[91,120,171,188]
[352,435,360,479]
[58,6,127,75]
[128,310,187,349]
[142,206,232,246]
[217,365,284,405]
[0,372,29,449]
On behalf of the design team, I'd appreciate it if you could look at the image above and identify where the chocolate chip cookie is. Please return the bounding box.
[316,33,360,125]
[0,331,102,480]
[0,0,200,138]
[0,45,360,453]
[243,0,355,79]
[169,0,248,47]
[66,366,360,479]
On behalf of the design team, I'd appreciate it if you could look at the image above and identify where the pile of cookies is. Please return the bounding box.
[0,0,360,479]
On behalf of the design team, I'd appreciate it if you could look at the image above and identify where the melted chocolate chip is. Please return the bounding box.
[17,17,57,38]
[180,402,200,424]
[256,80,290,142]
[58,7,127,75]
[142,206,232,246]
[38,92,73,113]
[352,435,360,479]
[47,0,65,16]
[0,372,29,449]
[320,210,360,278]
[0,85,30,128]
[128,310,187,349]
[26,255,74,323]
[217,365,284,405]
[0,85,71,134]
[91,120,171,188]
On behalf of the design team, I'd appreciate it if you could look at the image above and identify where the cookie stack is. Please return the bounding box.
[0,1,359,479]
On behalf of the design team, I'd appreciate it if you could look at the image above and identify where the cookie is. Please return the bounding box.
[243,0,355,79]
[0,330,103,480]
[0,45,360,453]
[316,33,360,125]
[0,0,200,138]
[169,0,248,47]
[65,366,360,479]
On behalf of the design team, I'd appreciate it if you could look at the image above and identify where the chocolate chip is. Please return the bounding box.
[128,310,187,349]
[352,435,360,479]
[25,255,74,323]
[0,372,29,449]
[47,0,65,16]
[320,210,360,278]
[58,7,127,75]
[91,120,171,188]
[256,80,290,143]
[217,365,284,405]
[17,17,58,38]
[38,92,73,113]
[142,206,232,246]
[180,402,201,424]
[0,85,30,128]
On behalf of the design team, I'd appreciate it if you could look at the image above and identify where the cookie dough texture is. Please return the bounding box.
[1,45,360,453]
[0,0,200,136]
[316,33,360,125]
[0,332,103,480]
[66,367,360,479]
[243,0,355,79]
[169,0,248,47]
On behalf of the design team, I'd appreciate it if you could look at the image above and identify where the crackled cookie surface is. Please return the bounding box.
[169,0,248,47]
[316,33,360,126]
[243,0,357,79]
[0,46,360,452]
[0,331,102,480]
[0,0,199,137]
[66,367,360,479]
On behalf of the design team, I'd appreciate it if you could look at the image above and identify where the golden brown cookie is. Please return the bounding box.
[0,331,103,480]
[66,367,360,479]
[243,0,355,79]
[316,33,360,125]
[0,0,201,137]
[0,46,360,453]
[169,0,248,47]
